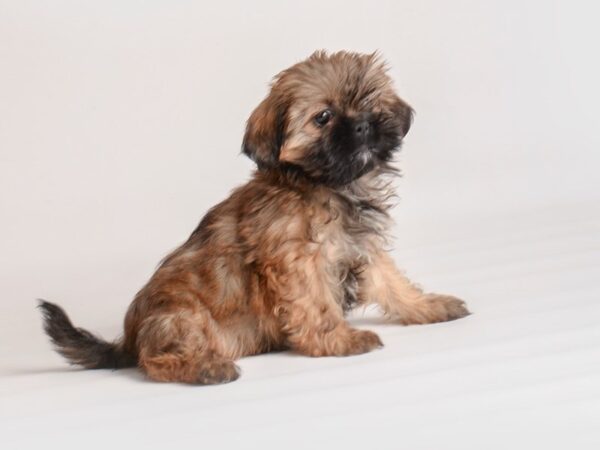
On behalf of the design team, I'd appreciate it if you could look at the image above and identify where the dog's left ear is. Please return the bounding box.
[242,90,288,168]
[393,97,414,138]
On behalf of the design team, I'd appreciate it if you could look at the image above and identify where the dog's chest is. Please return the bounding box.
[312,213,372,265]
[310,193,389,311]
[312,192,388,258]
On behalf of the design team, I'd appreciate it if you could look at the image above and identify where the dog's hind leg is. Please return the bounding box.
[136,309,240,385]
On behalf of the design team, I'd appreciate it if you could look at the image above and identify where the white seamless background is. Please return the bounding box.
[1,1,599,449]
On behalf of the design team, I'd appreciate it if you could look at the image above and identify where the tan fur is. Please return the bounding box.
[116,51,470,384]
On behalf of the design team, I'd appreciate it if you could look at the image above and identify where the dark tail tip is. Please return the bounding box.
[37,300,136,370]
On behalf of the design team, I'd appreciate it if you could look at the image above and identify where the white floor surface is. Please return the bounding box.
[2,200,599,449]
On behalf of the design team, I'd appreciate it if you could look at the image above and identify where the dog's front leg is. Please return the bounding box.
[272,256,382,357]
[359,251,470,324]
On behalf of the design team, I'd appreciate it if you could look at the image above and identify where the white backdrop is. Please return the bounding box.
[1,1,599,449]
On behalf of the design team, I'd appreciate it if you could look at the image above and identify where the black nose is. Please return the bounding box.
[354,117,372,142]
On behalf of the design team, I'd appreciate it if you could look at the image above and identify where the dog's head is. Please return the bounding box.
[242,51,413,187]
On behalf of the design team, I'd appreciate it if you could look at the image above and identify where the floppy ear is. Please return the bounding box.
[242,91,288,168]
[394,97,414,138]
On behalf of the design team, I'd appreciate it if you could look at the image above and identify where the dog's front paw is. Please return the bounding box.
[346,329,383,355]
[196,359,241,385]
[422,294,471,322]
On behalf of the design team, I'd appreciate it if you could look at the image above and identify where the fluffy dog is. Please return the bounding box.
[40,51,470,384]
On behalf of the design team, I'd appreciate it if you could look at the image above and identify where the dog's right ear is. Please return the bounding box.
[242,90,288,168]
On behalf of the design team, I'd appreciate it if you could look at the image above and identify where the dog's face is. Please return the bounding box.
[243,51,413,186]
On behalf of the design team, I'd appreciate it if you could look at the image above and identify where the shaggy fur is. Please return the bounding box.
[40,51,470,384]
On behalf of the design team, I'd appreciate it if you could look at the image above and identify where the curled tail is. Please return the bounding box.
[38,300,136,369]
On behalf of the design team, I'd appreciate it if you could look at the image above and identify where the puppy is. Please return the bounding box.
[39,51,470,385]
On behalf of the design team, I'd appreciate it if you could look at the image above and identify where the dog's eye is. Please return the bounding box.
[314,109,333,126]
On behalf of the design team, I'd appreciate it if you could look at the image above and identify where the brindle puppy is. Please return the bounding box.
[39,51,470,384]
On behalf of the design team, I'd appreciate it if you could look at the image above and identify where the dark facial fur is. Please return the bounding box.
[299,108,407,186]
